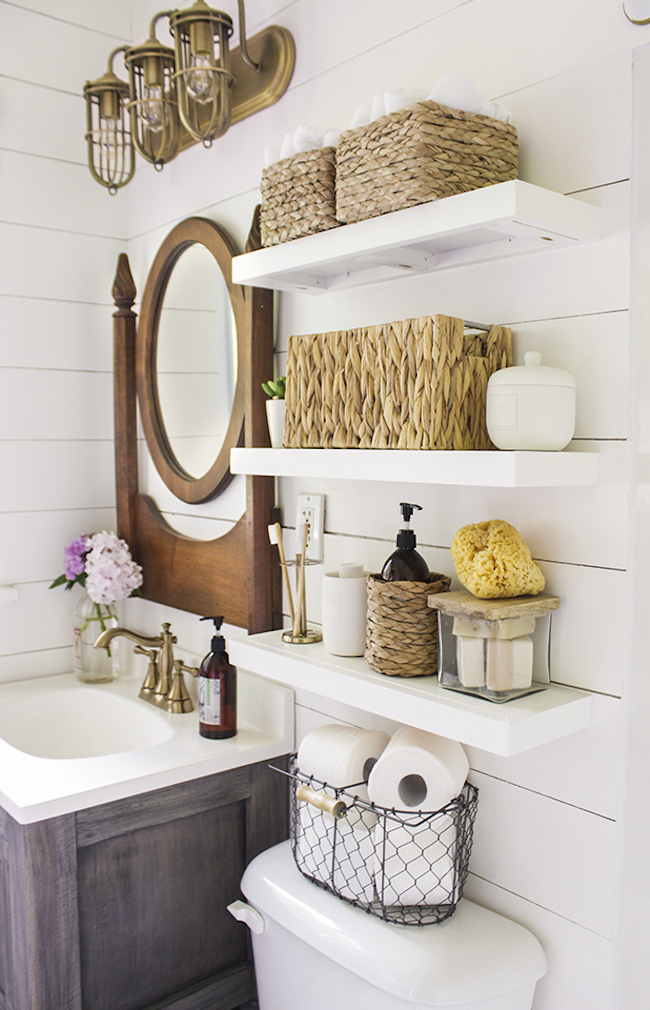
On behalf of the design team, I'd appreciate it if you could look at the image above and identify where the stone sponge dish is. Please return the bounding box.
[450,519,545,599]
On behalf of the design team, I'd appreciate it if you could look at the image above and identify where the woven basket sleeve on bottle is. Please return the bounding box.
[335,100,518,225]
[365,572,451,677]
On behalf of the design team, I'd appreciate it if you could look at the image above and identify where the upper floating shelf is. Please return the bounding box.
[230,448,600,487]
[232,180,602,293]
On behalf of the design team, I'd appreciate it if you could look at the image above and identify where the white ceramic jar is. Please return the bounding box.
[321,564,367,657]
[486,351,576,451]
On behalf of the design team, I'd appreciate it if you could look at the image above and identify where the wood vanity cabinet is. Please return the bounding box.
[0,756,289,1010]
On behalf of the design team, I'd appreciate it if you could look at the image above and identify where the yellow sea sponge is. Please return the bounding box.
[450,519,545,599]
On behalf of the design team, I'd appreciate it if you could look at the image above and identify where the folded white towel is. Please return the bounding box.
[371,91,387,121]
[280,131,296,160]
[350,105,372,129]
[427,72,512,123]
[384,87,428,115]
[293,124,328,152]
[323,129,341,148]
[263,145,280,169]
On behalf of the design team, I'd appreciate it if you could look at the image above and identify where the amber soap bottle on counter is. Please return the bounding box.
[381,502,430,582]
[198,616,237,739]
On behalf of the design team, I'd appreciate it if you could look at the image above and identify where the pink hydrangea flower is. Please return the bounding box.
[84,531,143,605]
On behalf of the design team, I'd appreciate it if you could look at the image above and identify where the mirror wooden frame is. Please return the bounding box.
[112,211,281,632]
[137,217,245,505]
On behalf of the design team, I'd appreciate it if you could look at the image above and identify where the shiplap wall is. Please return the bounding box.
[0,0,133,680]
[2,1,649,1007]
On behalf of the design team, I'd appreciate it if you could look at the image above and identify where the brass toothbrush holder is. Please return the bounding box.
[280,557,322,645]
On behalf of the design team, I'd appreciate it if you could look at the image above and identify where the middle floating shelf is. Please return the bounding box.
[230,448,600,487]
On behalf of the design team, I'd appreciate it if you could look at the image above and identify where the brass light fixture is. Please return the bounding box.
[84,0,294,193]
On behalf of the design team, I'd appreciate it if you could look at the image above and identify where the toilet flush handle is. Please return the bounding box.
[227,900,266,935]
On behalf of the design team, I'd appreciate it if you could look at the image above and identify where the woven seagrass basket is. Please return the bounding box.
[336,100,518,225]
[365,572,451,677]
[260,147,340,246]
[283,315,512,449]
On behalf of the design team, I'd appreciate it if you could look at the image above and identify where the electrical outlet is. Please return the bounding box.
[296,493,325,562]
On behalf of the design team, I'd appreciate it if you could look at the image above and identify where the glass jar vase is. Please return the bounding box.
[73,592,119,683]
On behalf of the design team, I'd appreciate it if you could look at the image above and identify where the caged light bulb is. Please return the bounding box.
[186,52,216,104]
[141,84,166,132]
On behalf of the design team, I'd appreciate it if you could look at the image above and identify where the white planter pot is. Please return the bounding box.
[266,398,286,448]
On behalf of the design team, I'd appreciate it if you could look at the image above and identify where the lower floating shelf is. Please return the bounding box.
[228,631,592,757]
[230,447,599,487]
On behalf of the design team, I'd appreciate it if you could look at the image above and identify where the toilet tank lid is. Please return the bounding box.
[240,842,546,1007]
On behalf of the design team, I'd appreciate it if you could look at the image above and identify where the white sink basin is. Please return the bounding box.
[0,679,173,759]
[0,668,294,825]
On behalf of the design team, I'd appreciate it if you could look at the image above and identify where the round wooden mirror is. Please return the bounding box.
[136,217,246,505]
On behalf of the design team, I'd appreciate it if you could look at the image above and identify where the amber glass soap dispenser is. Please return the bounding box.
[198,616,237,739]
[381,502,430,582]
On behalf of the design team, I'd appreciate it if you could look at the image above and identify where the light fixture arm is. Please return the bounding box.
[236,0,261,71]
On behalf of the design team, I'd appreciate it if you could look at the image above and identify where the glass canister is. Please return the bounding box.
[428,589,560,703]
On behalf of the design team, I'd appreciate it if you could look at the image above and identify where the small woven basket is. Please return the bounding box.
[336,100,518,225]
[283,315,512,449]
[365,572,451,678]
[260,147,340,246]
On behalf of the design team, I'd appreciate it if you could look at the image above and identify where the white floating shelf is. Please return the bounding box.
[229,631,592,757]
[232,180,602,293]
[231,447,599,487]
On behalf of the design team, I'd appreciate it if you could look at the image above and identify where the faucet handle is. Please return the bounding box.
[133,644,159,698]
[166,659,198,714]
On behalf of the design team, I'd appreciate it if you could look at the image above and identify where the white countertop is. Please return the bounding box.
[0,669,294,825]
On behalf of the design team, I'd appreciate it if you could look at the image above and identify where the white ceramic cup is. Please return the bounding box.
[321,564,367,656]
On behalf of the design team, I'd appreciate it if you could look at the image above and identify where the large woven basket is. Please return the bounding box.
[283,315,512,449]
[336,100,518,225]
[260,147,340,246]
[365,573,451,677]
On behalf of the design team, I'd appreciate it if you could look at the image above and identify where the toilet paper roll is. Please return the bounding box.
[367,727,469,812]
[295,791,334,885]
[297,724,389,788]
[373,814,457,906]
[332,816,376,902]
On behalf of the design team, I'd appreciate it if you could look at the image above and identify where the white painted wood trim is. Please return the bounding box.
[232,181,602,293]
[228,632,593,757]
[230,447,600,487]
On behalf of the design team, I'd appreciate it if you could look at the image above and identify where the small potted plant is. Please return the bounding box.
[262,376,286,448]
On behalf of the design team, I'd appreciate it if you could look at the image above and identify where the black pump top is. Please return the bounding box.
[201,615,226,652]
[396,502,422,550]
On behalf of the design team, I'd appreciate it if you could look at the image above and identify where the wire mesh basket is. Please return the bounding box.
[279,755,479,926]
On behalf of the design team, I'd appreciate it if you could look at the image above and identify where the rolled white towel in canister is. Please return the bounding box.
[297,723,390,789]
[367,726,469,812]
[373,813,457,906]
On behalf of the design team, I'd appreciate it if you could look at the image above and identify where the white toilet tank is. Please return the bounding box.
[231,841,546,1010]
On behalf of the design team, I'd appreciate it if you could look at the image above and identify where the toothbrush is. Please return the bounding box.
[293,522,310,638]
[268,523,295,626]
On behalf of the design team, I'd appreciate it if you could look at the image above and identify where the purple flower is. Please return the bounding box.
[64,536,90,580]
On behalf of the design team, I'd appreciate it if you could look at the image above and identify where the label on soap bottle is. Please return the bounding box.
[199,676,222,725]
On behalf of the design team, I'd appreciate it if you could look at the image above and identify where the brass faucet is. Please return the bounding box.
[93,622,198,713]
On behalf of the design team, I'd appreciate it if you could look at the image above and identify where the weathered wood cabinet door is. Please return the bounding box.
[0,757,289,1010]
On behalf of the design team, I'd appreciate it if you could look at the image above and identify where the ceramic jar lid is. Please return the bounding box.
[488,352,576,388]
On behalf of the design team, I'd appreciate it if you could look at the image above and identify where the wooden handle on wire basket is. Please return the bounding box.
[296,784,347,819]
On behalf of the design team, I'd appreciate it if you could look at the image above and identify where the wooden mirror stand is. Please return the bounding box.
[111,211,281,633]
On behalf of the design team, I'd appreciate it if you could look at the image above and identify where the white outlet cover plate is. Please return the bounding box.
[296,493,325,562]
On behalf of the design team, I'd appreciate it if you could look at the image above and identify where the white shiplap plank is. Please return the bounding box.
[464,876,615,1010]
[467,771,618,936]
[0,507,116,585]
[0,78,87,165]
[0,223,125,304]
[0,296,115,372]
[0,368,114,440]
[4,0,131,37]
[0,441,116,512]
[0,150,127,239]
[0,4,127,93]
[0,646,74,685]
